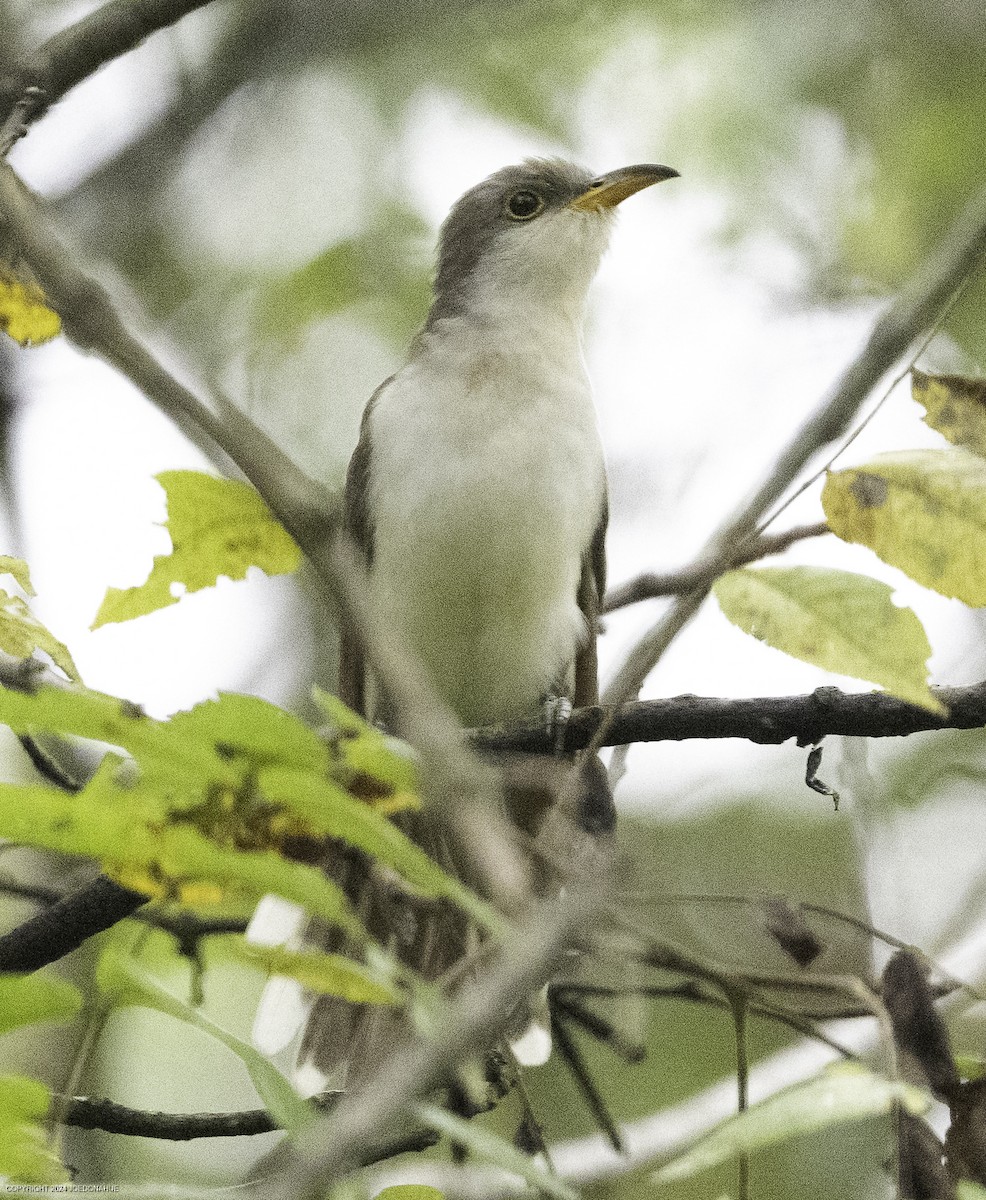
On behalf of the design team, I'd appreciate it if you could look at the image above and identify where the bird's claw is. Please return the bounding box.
[542,695,572,756]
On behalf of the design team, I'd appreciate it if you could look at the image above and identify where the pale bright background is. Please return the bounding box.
[3,0,986,1195]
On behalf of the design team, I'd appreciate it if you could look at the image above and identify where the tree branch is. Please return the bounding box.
[471,680,986,754]
[0,0,220,134]
[602,182,986,706]
[59,1093,437,1158]
[602,522,830,612]
[0,873,146,972]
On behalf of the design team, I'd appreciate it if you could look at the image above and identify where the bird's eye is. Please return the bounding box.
[505,189,545,221]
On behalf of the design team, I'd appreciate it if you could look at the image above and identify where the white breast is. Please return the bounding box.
[367,312,605,727]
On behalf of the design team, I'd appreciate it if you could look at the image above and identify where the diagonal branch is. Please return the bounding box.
[602,182,986,706]
[0,0,220,135]
[602,522,830,612]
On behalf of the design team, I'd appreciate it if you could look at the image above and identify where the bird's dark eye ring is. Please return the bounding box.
[505,189,545,221]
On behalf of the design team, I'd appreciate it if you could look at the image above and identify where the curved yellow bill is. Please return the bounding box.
[568,163,680,212]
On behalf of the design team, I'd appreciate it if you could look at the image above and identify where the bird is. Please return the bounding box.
[253,157,678,1092]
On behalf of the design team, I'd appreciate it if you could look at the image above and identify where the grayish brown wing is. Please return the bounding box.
[338,378,392,716]
[574,492,608,708]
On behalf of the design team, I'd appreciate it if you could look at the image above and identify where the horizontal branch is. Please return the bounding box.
[0,0,218,134]
[471,680,986,754]
[60,1093,438,1158]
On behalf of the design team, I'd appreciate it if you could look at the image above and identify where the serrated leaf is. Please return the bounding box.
[97,948,314,1133]
[92,470,300,628]
[168,692,328,775]
[0,685,228,788]
[258,766,506,936]
[415,1102,576,1200]
[0,780,363,940]
[913,369,986,458]
[218,938,399,1005]
[0,588,79,680]
[0,266,60,347]
[0,974,82,1036]
[713,566,943,713]
[314,688,419,804]
[652,1063,929,1183]
[0,556,34,596]
[822,448,986,606]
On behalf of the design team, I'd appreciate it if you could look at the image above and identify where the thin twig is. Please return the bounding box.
[0,0,219,133]
[258,868,611,1197]
[602,183,986,707]
[602,522,830,612]
[756,273,975,535]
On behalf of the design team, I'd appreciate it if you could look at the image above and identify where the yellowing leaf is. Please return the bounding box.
[0,974,82,1036]
[0,556,34,596]
[822,448,986,606]
[0,1076,68,1183]
[912,369,986,458]
[219,939,399,1005]
[259,765,506,936]
[714,565,943,713]
[0,267,60,347]
[653,1064,928,1183]
[92,470,301,628]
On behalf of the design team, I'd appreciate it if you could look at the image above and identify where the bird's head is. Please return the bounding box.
[429,158,678,326]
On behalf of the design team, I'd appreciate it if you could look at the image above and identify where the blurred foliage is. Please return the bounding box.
[4,0,986,1193]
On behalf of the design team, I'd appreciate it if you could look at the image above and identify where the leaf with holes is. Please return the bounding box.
[92,471,300,628]
[714,566,942,713]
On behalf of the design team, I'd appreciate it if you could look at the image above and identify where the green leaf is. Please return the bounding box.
[713,565,943,713]
[0,556,34,596]
[167,691,329,775]
[258,765,507,936]
[653,1064,929,1183]
[0,779,363,939]
[314,688,420,802]
[822,448,986,606]
[956,1055,986,1082]
[958,1182,986,1200]
[92,470,301,628]
[97,948,314,1133]
[217,938,399,1005]
[0,1075,68,1183]
[415,1102,577,1200]
[0,555,78,679]
[0,974,82,1036]
[0,587,79,680]
[0,684,229,789]
[912,369,986,458]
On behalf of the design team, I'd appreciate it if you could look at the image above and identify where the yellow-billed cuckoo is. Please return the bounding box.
[252,158,678,1091]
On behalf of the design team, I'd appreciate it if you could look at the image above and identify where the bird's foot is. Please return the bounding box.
[541,694,572,756]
